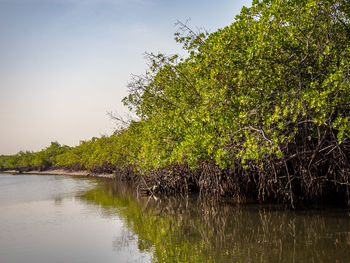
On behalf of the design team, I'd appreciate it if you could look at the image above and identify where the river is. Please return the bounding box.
[0,173,349,262]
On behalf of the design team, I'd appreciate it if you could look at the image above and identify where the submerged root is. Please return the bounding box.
[136,135,350,207]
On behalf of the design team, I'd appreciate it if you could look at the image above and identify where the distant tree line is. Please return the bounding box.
[1,0,350,206]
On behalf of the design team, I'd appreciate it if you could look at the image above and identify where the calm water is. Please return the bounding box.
[1,173,350,263]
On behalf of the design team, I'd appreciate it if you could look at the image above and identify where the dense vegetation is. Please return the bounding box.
[1,0,350,206]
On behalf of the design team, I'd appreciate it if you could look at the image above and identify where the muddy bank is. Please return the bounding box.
[1,169,115,179]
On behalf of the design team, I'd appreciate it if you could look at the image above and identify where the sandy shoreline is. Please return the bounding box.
[1,169,116,179]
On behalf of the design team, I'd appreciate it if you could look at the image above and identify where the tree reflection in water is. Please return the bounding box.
[78,181,350,263]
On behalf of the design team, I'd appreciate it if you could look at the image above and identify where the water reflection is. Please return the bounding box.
[79,181,350,263]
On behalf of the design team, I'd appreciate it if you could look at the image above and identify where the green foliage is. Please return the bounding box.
[123,0,350,170]
[55,121,143,171]
[0,142,70,171]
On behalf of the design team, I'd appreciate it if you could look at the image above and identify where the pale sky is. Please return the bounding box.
[0,0,251,155]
